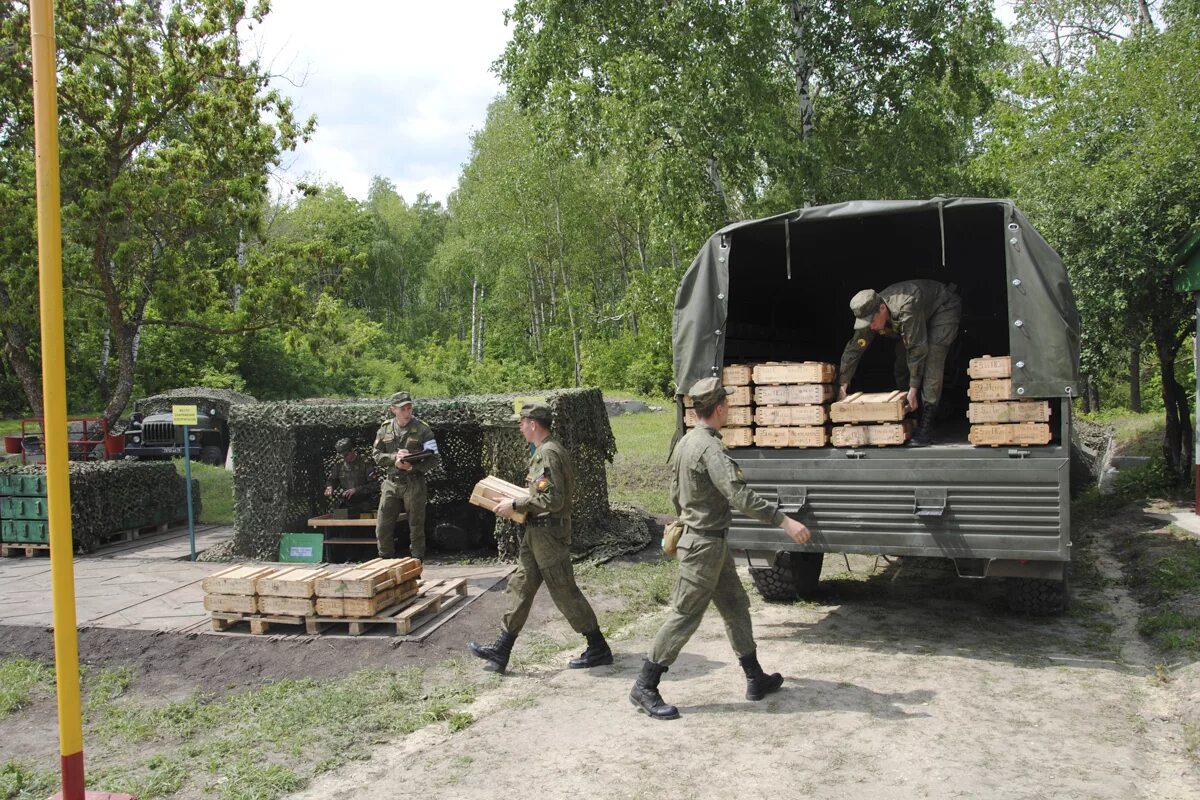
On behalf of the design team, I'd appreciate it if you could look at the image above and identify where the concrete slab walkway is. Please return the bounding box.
[0,523,512,639]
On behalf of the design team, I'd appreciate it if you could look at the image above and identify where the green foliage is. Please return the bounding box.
[175,460,233,524]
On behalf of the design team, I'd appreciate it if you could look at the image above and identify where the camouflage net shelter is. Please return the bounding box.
[0,461,198,552]
[134,387,257,417]
[229,388,652,561]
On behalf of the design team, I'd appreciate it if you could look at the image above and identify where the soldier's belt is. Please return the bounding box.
[527,515,569,528]
[685,526,727,537]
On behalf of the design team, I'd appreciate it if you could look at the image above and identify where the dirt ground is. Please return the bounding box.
[5,507,1200,799]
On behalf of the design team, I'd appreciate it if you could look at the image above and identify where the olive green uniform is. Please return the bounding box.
[648,424,786,666]
[372,417,440,558]
[839,279,962,405]
[500,437,600,636]
[325,456,378,515]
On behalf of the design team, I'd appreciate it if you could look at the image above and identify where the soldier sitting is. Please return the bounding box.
[324,438,379,517]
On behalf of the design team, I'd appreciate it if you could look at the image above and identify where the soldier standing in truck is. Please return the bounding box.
[838,280,963,447]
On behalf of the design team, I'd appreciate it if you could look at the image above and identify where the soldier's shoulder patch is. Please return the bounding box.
[856,337,867,348]
[534,475,552,493]
[735,466,745,482]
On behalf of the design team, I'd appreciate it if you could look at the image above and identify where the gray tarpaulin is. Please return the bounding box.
[672,198,1080,400]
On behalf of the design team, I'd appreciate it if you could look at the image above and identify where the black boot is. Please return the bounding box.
[739,652,784,701]
[568,629,614,668]
[468,630,517,674]
[908,401,939,447]
[629,659,680,720]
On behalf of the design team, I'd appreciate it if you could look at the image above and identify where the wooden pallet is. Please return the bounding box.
[685,406,752,428]
[969,422,1052,447]
[754,405,827,427]
[722,427,753,448]
[830,391,908,423]
[0,542,50,558]
[967,379,1013,402]
[753,426,828,449]
[468,476,530,523]
[967,401,1051,424]
[753,383,833,406]
[683,385,752,407]
[751,361,836,385]
[968,355,1012,379]
[721,364,753,386]
[209,578,469,636]
[831,421,913,447]
[99,521,170,545]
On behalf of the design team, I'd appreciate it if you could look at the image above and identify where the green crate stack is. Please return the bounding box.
[0,473,50,545]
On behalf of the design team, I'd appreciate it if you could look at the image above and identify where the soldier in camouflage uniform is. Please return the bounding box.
[630,378,812,720]
[468,401,612,675]
[324,438,379,516]
[372,391,441,560]
[839,279,962,447]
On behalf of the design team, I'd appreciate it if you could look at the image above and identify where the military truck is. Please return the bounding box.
[122,388,256,466]
[672,198,1080,614]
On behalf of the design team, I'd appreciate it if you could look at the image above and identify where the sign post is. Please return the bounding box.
[172,405,198,560]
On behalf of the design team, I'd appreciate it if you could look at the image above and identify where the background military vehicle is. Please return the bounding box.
[672,198,1080,614]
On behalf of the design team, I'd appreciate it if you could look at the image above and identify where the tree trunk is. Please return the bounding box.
[705,157,732,223]
[790,0,815,139]
[98,327,111,401]
[1153,326,1193,481]
[1129,341,1142,413]
[553,199,582,387]
[1079,375,1092,414]
[1,328,43,417]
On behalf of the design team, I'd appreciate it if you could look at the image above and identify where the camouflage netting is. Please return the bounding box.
[228,388,653,561]
[134,387,258,418]
[0,461,199,552]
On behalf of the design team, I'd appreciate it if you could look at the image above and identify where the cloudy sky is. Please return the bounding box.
[250,1,1017,207]
[249,0,513,205]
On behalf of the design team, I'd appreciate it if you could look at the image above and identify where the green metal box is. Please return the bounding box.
[0,496,50,520]
[1,519,50,544]
[0,474,48,497]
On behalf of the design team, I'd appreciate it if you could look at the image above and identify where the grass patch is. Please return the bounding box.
[174,459,233,524]
[3,664,482,800]
[607,409,675,516]
[1080,411,1163,459]
[575,558,677,633]
[0,659,54,720]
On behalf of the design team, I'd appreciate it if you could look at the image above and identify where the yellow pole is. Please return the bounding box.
[29,1,86,797]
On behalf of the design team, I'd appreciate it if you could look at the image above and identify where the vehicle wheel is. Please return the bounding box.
[199,445,224,466]
[749,552,824,602]
[1005,574,1070,616]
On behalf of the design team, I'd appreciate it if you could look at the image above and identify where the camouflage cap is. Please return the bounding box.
[516,400,554,425]
[850,289,883,329]
[387,391,413,407]
[334,437,353,454]
[687,377,734,410]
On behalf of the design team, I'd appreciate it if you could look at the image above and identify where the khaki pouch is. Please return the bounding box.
[662,521,685,557]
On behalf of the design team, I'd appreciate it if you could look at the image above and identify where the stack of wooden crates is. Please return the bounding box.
[829,391,913,447]
[0,473,50,557]
[751,362,836,448]
[683,364,755,447]
[966,356,1052,446]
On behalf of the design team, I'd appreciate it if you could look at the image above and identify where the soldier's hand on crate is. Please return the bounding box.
[838,384,849,400]
[906,387,919,413]
[781,517,811,545]
[493,498,517,521]
[324,485,333,497]
[394,449,414,471]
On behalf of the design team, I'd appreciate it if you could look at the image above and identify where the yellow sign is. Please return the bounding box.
[172,404,198,426]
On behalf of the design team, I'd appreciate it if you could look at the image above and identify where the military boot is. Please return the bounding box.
[629,659,680,720]
[568,629,614,668]
[739,652,784,701]
[468,630,517,674]
[908,401,939,448]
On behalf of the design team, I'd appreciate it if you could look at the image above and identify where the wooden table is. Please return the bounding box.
[306,512,407,549]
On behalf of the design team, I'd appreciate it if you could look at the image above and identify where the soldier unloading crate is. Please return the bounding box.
[838,279,962,447]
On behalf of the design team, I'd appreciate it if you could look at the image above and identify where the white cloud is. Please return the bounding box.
[248,0,512,204]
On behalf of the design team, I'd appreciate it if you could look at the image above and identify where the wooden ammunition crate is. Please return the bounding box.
[203,593,258,614]
[751,361,836,385]
[315,579,420,617]
[969,422,1052,447]
[316,559,405,599]
[967,379,1013,401]
[468,476,529,523]
[754,405,828,427]
[753,426,828,449]
[255,566,331,598]
[202,565,278,596]
[753,383,834,406]
[830,391,909,423]
[967,401,1052,424]
[968,355,1012,379]
[831,421,913,448]
[0,496,49,520]
[683,385,751,407]
[723,427,753,448]
[722,364,753,386]
[686,406,752,428]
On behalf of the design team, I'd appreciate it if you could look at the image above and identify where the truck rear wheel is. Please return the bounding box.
[1005,574,1070,616]
[199,445,224,466]
[749,552,824,602]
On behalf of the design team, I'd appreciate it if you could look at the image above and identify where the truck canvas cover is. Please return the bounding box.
[673,198,1080,400]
